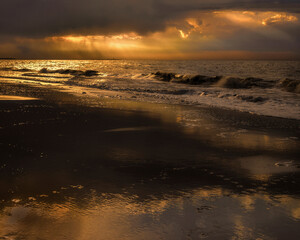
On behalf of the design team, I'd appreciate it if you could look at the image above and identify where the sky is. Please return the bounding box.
[0,0,299,60]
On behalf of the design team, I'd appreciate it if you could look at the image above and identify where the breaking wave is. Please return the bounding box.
[1,66,299,94]
[154,72,221,85]
[215,76,273,89]
[279,78,300,93]
[153,72,275,89]
[39,68,98,77]
[0,60,299,120]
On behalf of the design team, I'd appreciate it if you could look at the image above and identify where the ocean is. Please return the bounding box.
[1,60,299,119]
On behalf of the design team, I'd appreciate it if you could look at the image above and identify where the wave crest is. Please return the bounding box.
[39,68,98,77]
[154,72,271,88]
[215,76,268,89]
[154,72,221,85]
[279,78,300,93]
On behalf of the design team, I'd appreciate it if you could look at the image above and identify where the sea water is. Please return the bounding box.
[0,60,299,119]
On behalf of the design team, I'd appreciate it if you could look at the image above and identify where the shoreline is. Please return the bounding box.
[1,70,300,121]
[1,78,299,121]
[0,79,300,239]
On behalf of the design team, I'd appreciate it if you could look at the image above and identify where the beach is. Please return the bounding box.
[1,0,300,236]
[2,0,300,236]
[0,74,299,239]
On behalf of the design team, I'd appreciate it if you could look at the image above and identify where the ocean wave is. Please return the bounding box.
[0,60,299,120]
[153,72,290,92]
[279,78,300,93]
[39,68,98,77]
[22,73,69,79]
[0,67,32,72]
[215,76,272,89]
[66,78,194,96]
[154,72,221,85]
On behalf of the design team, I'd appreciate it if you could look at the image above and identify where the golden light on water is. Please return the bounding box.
[1,187,300,240]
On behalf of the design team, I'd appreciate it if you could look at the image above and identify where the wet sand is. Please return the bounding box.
[0,81,300,240]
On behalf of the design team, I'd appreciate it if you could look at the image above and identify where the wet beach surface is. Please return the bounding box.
[0,82,300,240]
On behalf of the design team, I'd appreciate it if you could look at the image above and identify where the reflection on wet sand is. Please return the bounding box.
[1,188,300,240]
[238,155,300,181]
[0,95,38,101]
[0,82,299,239]
[64,85,300,153]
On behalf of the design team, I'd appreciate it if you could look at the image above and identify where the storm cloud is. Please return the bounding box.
[0,0,300,37]
[0,0,299,59]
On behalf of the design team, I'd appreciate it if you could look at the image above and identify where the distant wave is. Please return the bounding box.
[39,68,98,77]
[0,67,99,76]
[0,67,31,72]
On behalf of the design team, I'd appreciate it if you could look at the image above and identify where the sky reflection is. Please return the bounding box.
[1,186,300,240]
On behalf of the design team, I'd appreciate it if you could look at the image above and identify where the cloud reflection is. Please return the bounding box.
[1,187,300,240]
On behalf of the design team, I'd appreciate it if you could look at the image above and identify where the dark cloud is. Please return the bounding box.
[221,27,300,52]
[0,0,299,37]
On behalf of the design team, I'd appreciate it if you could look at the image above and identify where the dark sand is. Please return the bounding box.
[0,81,300,239]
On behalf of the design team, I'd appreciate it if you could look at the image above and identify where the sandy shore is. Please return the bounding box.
[0,81,300,239]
